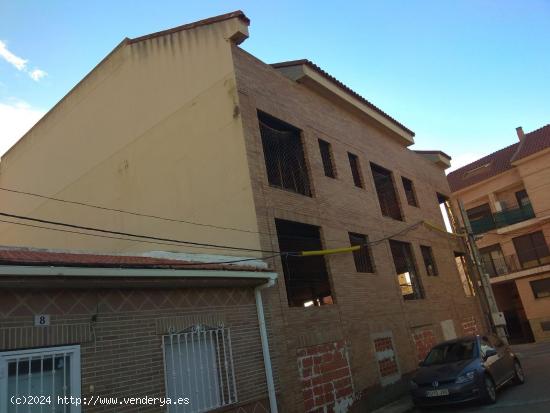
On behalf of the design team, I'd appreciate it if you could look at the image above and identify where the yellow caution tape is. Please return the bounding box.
[300,245,360,256]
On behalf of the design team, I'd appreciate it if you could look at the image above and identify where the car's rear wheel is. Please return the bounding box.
[513,360,525,385]
[482,375,497,404]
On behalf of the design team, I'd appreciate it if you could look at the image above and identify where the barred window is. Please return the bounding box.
[258,111,311,196]
[371,163,403,220]
[420,245,438,276]
[349,232,375,273]
[318,139,336,178]
[1,345,81,412]
[402,177,418,207]
[163,325,237,413]
[389,240,424,300]
[348,153,363,188]
[275,218,333,307]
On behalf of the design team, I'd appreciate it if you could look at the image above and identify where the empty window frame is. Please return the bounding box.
[437,192,457,233]
[530,278,550,299]
[454,252,475,297]
[258,111,311,196]
[389,240,424,300]
[0,345,81,412]
[349,232,375,273]
[275,219,333,307]
[512,231,550,269]
[420,245,438,276]
[371,163,403,220]
[318,139,336,178]
[163,325,237,413]
[348,153,363,188]
[402,177,418,207]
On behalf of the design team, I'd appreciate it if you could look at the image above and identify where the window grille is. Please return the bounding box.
[371,163,402,220]
[389,240,424,300]
[349,232,375,273]
[163,325,237,413]
[258,112,311,196]
[347,153,363,188]
[0,345,81,413]
[318,139,336,178]
[401,177,418,207]
[275,219,333,307]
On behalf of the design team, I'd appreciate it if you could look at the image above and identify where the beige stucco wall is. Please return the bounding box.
[0,18,262,256]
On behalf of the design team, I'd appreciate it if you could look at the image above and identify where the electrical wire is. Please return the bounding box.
[0,212,427,257]
[0,186,262,234]
[0,218,285,266]
[0,212,281,254]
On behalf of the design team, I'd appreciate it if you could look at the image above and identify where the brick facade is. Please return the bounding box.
[461,315,479,336]
[297,340,354,413]
[411,328,437,363]
[0,285,268,413]
[232,45,487,412]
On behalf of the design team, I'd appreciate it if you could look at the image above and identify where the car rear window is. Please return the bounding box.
[423,341,475,365]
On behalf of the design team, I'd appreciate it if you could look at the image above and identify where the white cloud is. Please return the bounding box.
[29,68,47,81]
[0,40,27,71]
[446,152,484,174]
[0,100,46,156]
[0,40,47,81]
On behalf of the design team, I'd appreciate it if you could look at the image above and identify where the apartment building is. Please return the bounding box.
[0,11,485,412]
[448,124,550,344]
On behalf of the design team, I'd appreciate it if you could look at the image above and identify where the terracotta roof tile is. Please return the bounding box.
[271,59,415,137]
[447,143,520,192]
[511,124,550,162]
[0,248,268,272]
[448,124,550,192]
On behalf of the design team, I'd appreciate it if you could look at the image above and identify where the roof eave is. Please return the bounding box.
[272,61,415,146]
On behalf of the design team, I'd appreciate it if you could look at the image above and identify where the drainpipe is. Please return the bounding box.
[255,279,278,413]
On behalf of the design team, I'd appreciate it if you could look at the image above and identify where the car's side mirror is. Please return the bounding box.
[484,349,497,360]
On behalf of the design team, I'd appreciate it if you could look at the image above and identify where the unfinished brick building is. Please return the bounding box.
[0,11,486,412]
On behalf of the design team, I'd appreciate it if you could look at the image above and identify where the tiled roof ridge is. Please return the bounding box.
[271,59,415,137]
[127,10,249,44]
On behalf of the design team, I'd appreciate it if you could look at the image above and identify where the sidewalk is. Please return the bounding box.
[371,395,414,413]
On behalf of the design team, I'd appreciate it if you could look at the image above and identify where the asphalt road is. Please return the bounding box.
[411,341,550,413]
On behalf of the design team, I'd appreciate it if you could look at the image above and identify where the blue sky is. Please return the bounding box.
[1,0,549,170]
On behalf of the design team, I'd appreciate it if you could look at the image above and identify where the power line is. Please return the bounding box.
[0,212,426,257]
[0,218,284,266]
[0,186,262,235]
[0,212,281,254]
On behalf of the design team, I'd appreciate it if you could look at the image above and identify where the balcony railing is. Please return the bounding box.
[470,203,535,235]
[482,251,550,278]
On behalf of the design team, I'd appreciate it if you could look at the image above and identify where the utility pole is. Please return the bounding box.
[458,200,508,344]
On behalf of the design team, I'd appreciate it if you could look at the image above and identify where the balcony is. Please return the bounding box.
[482,250,550,278]
[470,203,535,235]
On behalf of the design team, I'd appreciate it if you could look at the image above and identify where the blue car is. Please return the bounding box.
[410,335,524,407]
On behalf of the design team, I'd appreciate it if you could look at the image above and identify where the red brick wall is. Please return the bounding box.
[373,336,400,382]
[462,316,479,335]
[297,340,354,413]
[412,328,437,362]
